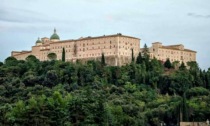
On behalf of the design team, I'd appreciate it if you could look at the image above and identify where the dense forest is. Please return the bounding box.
[0,48,210,126]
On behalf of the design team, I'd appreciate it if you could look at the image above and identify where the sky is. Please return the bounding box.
[0,0,210,70]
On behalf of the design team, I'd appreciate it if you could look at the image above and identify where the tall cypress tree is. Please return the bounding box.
[142,44,148,55]
[136,52,143,64]
[101,52,105,66]
[142,43,150,70]
[62,48,65,62]
[131,48,134,62]
[164,58,172,69]
[206,73,210,90]
[182,93,189,122]
[179,62,186,70]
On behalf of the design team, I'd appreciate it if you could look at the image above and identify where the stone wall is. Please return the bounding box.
[74,55,133,66]
[180,122,208,126]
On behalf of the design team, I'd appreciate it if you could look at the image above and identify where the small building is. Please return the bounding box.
[148,42,196,65]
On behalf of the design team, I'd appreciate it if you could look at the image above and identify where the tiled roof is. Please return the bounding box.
[51,33,140,44]
[160,46,196,53]
[152,42,162,44]
[13,51,31,56]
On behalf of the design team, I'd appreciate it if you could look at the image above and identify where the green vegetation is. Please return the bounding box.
[101,52,106,66]
[131,48,135,62]
[164,58,172,69]
[62,48,66,62]
[47,53,57,61]
[0,55,210,126]
[179,61,186,70]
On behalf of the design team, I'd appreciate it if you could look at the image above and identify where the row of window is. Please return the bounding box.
[52,45,71,49]
[158,53,194,58]
[50,40,138,50]
[158,55,193,60]
[157,58,193,62]
[51,45,138,52]
[42,45,138,55]
[40,46,50,49]
[83,41,113,46]
[38,50,135,60]
[159,50,194,56]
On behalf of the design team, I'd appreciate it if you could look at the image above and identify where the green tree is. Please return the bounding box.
[62,48,65,62]
[170,71,192,96]
[0,62,3,66]
[124,82,136,93]
[205,70,210,89]
[136,52,143,64]
[1,52,210,126]
[187,95,210,122]
[187,61,199,71]
[131,48,134,62]
[186,87,210,99]
[164,58,172,69]
[142,44,150,70]
[26,55,39,62]
[142,43,149,57]
[47,53,57,61]
[101,52,105,66]
[172,61,180,70]
[26,55,40,71]
[44,70,58,88]
[4,57,18,66]
[23,73,38,87]
[179,62,186,70]
[182,93,189,122]
[150,58,163,73]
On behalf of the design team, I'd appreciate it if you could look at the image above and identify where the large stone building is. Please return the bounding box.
[11,29,197,66]
[12,29,140,66]
[148,42,196,64]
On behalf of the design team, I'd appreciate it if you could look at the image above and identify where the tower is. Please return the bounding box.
[50,28,60,42]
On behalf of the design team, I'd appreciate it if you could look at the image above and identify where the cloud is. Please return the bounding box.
[187,13,210,18]
[0,8,52,23]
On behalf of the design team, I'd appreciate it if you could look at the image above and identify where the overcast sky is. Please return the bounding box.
[0,0,209,69]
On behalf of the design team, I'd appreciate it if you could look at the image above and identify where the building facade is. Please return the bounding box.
[11,29,197,66]
[12,29,140,66]
[148,42,196,64]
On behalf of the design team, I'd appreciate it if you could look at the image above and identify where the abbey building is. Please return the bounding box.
[12,29,140,66]
[11,29,196,66]
[148,42,196,64]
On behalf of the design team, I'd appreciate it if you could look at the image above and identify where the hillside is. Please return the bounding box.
[0,56,210,126]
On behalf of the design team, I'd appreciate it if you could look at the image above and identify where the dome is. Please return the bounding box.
[36,37,42,43]
[50,28,60,40]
